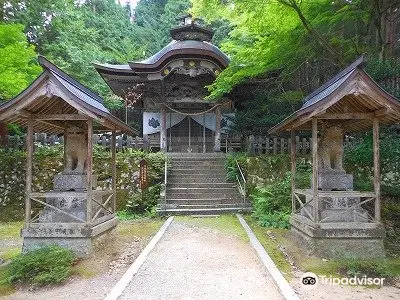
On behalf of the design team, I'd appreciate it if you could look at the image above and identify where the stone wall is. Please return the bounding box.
[0,145,166,221]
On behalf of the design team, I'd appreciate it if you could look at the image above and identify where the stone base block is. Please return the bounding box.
[54,174,97,191]
[290,215,385,259]
[21,217,118,258]
[320,208,369,222]
[318,172,353,191]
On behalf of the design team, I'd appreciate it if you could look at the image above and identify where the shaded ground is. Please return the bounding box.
[120,216,283,300]
[0,219,164,299]
[245,217,400,300]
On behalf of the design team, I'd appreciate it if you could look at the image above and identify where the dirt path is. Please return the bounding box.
[119,219,283,300]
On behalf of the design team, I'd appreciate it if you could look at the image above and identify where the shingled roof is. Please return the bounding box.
[269,56,400,134]
[0,56,137,135]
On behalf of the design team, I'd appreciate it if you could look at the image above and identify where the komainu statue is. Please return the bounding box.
[64,124,87,174]
[318,124,345,172]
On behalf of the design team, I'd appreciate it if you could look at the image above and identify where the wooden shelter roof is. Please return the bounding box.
[269,57,400,134]
[0,56,137,135]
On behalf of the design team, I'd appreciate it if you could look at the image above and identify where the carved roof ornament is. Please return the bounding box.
[170,14,214,42]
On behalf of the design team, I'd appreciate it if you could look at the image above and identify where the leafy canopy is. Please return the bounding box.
[0,23,41,101]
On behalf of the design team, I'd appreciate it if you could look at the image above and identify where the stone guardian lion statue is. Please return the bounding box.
[318,124,345,172]
[64,124,87,174]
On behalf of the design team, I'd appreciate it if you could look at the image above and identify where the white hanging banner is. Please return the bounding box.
[143,112,186,134]
[191,113,216,131]
[143,112,235,134]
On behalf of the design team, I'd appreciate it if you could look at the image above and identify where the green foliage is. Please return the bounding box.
[250,173,291,229]
[0,23,41,101]
[126,184,161,215]
[5,246,74,285]
[224,152,247,181]
[342,258,400,279]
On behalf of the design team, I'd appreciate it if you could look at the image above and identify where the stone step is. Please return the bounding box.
[167,177,231,184]
[167,183,235,189]
[163,203,251,209]
[157,207,252,216]
[168,170,227,176]
[162,198,246,205]
[166,192,239,199]
[167,153,224,158]
[167,187,239,194]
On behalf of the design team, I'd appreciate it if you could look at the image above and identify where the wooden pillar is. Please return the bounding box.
[188,115,191,151]
[111,130,117,213]
[86,119,93,224]
[160,105,167,151]
[373,118,381,222]
[203,112,206,153]
[169,112,172,152]
[214,106,221,152]
[25,118,33,227]
[291,129,296,214]
[312,118,319,223]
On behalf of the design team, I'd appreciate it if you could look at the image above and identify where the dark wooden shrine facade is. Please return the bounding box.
[94,15,233,152]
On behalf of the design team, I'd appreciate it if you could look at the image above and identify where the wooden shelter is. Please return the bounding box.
[269,57,400,258]
[0,56,136,257]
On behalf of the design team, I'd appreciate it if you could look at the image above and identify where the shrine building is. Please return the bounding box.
[94,15,234,153]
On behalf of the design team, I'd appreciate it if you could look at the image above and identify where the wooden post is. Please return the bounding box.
[291,129,296,214]
[312,118,319,223]
[25,118,33,227]
[111,130,117,213]
[214,106,221,152]
[169,112,172,152]
[86,119,93,224]
[273,137,277,154]
[160,105,167,151]
[373,118,381,222]
[203,112,206,153]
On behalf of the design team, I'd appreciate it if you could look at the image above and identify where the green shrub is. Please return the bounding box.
[342,258,400,279]
[250,172,292,229]
[5,245,74,285]
[126,184,161,215]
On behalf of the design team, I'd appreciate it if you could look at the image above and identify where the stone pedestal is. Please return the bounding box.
[318,172,353,191]
[290,215,386,258]
[54,173,97,191]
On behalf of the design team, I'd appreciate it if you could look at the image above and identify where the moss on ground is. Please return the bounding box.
[0,265,14,297]
[0,222,23,239]
[243,216,293,280]
[71,218,164,279]
[176,215,249,242]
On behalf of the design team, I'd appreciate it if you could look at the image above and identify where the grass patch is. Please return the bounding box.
[244,216,400,283]
[176,215,249,242]
[0,222,23,239]
[244,216,293,280]
[0,265,14,297]
[117,218,165,238]
[0,248,21,261]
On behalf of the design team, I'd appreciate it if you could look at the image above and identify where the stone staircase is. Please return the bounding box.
[157,153,252,215]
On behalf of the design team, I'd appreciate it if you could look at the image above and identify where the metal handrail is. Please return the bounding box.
[236,160,246,205]
[164,160,167,209]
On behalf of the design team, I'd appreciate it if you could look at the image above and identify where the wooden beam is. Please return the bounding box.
[25,118,33,227]
[291,129,296,214]
[312,118,319,223]
[111,131,117,213]
[373,118,381,222]
[33,114,90,121]
[86,119,93,224]
[317,112,374,119]
[374,107,388,117]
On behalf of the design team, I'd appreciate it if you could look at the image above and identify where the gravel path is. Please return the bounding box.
[119,219,283,300]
